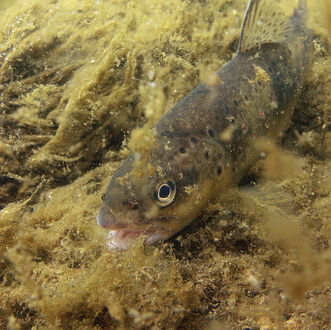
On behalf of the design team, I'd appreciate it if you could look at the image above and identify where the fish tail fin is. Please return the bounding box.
[238,0,307,54]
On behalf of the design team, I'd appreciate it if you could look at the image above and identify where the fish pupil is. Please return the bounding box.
[159,184,170,198]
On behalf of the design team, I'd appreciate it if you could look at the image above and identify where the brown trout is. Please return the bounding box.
[97,0,313,249]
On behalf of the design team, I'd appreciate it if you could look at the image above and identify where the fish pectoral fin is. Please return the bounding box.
[238,0,294,54]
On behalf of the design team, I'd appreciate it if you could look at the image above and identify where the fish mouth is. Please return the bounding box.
[106,228,171,250]
[97,206,172,249]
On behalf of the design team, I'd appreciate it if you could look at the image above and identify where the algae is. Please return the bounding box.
[0,0,330,328]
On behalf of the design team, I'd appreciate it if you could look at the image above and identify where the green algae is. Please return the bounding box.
[0,0,330,328]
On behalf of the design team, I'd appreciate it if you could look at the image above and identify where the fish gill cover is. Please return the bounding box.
[0,0,330,328]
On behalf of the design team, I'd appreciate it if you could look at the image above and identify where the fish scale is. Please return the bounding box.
[97,0,313,249]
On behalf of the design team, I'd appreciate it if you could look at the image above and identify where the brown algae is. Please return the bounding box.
[0,0,330,328]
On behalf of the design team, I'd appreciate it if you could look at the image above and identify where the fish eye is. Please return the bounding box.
[159,184,170,198]
[154,180,176,207]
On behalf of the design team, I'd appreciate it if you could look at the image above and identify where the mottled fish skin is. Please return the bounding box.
[97,0,313,249]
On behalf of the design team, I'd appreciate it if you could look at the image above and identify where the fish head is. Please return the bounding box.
[97,136,227,249]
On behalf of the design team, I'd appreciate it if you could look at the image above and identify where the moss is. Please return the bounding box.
[0,0,330,328]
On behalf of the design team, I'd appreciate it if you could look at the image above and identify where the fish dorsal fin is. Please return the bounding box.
[238,0,293,53]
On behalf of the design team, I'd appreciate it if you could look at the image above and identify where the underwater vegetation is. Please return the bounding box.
[0,0,330,328]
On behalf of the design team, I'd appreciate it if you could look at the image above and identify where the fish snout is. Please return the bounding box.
[96,206,124,229]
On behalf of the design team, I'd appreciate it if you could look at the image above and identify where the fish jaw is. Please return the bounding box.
[106,228,172,250]
[97,206,173,249]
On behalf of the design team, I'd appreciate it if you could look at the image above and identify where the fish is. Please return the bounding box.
[97,0,313,249]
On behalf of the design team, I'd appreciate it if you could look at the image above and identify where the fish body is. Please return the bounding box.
[97,0,313,249]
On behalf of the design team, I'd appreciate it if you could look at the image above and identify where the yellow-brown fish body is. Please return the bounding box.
[97,0,313,249]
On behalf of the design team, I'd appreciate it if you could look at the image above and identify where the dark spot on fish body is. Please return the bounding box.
[217,166,222,176]
[206,126,216,138]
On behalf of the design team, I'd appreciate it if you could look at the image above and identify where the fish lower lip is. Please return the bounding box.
[106,229,170,250]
